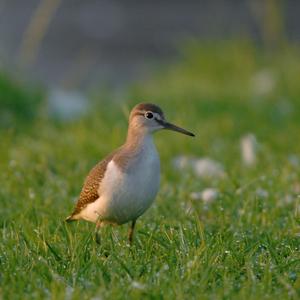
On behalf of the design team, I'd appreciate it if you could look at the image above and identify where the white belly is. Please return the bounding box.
[80,148,160,224]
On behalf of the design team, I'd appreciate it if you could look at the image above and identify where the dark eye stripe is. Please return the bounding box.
[155,117,164,125]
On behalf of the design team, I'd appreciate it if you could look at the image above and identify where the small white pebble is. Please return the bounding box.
[131,281,146,290]
[201,188,219,203]
[193,158,225,179]
[190,188,219,204]
[28,188,35,199]
[172,155,194,170]
[255,188,269,199]
[241,133,258,166]
[172,156,225,179]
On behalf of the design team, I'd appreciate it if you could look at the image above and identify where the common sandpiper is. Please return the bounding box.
[66,103,195,243]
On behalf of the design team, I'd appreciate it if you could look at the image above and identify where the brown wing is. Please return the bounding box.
[66,151,116,221]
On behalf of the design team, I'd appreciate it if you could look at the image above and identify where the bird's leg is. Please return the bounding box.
[95,220,102,244]
[128,220,136,244]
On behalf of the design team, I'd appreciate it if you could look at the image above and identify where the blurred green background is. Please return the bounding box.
[1,1,300,299]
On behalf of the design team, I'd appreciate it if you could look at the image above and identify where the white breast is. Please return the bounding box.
[80,136,160,224]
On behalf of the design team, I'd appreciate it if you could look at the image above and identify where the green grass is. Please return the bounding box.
[1,41,300,299]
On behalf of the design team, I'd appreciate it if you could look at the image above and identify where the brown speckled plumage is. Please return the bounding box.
[66,151,116,220]
[66,143,143,221]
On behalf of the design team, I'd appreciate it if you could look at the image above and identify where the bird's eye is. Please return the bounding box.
[145,112,153,119]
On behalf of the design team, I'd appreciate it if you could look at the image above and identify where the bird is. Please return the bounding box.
[66,103,195,243]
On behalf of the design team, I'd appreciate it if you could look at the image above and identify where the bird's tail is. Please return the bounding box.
[65,215,77,223]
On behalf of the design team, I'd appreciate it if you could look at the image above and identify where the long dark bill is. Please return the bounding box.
[156,119,195,137]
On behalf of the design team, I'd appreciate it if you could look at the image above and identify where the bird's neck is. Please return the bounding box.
[125,126,154,153]
[113,126,157,172]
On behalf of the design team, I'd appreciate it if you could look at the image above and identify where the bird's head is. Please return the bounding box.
[129,103,195,137]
